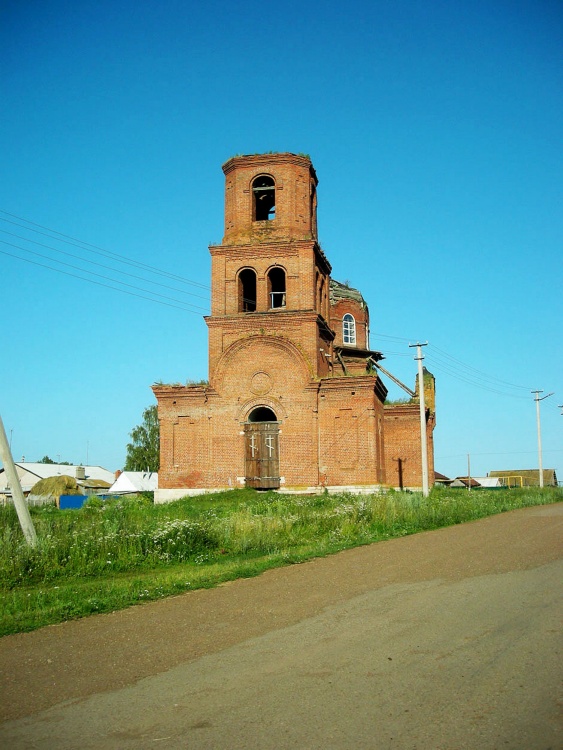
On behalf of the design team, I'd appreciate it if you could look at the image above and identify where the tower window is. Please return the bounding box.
[253,175,276,221]
[267,267,286,308]
[238,268,257,312]
[343,314,356,345]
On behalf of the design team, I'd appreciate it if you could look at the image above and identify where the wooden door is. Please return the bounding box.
[244,422,280,489]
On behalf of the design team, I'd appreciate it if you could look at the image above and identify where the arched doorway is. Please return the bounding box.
[244,407,280,489]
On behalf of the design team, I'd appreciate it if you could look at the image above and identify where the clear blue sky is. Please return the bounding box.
[1,0,561,482]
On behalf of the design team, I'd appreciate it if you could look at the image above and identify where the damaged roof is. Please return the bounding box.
[329,279,367,308]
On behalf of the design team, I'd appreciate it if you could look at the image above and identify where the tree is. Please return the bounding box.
[37,456,72,465]
[124,405,160,472]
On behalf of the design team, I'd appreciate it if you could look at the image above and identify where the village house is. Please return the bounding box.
[153,153,435,501]
[108,471,158,495]
[0,463,114,505]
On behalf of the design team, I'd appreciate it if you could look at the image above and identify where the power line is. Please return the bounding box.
[0,247,207,315]
[436,449,563,459]
[424,354,530,399]
[374,332,538,399]
[0,210,211,291]
[0,229,211,303]
[372,331,413,344]
[428,343,532,391]
[1,240,209,312]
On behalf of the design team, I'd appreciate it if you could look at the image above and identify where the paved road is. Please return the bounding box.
[0,504,561,749]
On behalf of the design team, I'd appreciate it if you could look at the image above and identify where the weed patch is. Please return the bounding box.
[0,486,560,635]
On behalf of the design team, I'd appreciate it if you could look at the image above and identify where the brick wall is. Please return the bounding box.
[154,368,390,491]
[384,403,435,489]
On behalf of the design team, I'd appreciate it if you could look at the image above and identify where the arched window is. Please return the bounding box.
[267,267,286,308]
[248,406,277,422]
[252,175,275,221]
[238,268,257,312]
[343,314,356,345]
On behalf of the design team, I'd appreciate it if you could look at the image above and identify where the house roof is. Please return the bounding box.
[434,472,451,482]
[108,471,158,494]
[451,477,481,488]
[471,477,502,488]
[0,463,115,494]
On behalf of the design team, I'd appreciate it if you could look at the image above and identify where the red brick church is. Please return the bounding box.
[153,153,435,501]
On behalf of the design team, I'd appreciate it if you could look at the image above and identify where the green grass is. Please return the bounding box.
[0,486,560,637]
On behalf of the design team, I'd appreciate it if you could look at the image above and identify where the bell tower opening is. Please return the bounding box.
[267,267,286,309]
[238,268,257,312]
[253,175,276,221]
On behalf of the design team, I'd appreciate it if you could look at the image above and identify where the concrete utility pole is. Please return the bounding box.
[409,342,429,497]
[532,390,553,489]
[0,415,37,546]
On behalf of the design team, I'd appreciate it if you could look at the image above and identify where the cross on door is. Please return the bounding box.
[265,434,274,457]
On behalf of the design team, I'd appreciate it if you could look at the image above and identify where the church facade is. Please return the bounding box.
[153,153,435,501]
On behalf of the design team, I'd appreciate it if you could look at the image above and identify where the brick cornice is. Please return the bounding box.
[222,152,317,181]
[205,309,332,329]
[209,239,330,269]
[151,384,218,399]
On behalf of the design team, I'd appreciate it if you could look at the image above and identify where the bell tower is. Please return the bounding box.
[222,152,318,246]
[206,153,334,384]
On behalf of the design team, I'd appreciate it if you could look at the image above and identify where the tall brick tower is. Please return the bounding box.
[207,153,333,384]
[153,153,434,500]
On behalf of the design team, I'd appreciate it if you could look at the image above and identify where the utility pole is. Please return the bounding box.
[532,390,554,488]
[0,414,37,546]
[409,342,429,497]
[467,453,471,491]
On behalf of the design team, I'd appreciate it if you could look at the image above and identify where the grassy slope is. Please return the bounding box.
[0,486,561,636]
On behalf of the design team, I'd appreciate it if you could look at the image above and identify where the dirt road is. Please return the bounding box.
[0,504,561,749]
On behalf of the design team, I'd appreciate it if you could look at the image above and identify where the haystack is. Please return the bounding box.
[28,475,83,506]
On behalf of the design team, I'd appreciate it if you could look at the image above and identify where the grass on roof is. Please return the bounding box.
[30,475,83,497]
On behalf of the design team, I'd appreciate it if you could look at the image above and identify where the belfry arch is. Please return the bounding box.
[252,175,276,221]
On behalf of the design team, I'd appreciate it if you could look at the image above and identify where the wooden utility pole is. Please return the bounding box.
[0,415,37,546]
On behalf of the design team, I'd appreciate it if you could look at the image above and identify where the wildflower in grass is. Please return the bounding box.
[147,519,217,562]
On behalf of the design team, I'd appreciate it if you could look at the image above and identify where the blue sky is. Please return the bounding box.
[1,0,561,482]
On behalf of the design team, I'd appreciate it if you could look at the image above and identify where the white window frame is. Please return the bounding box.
[343,314,356,345]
